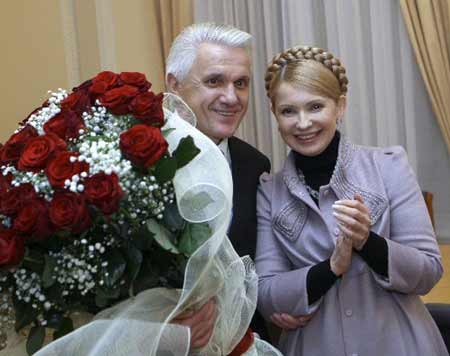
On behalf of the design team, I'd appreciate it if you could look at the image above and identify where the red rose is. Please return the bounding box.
[119,72,151,92]
[120,125,168,168]
[73,79,93,92]
[93,71,119,88]
[89,81,109,98]
[0,183,38,217]
[13,198,52,240]
[49,191,91,234]
[61,90,91,115]
[45,151,89,188]
[18,133,67,172]
[43,109,86,140]
[0,125,39,166]
[0,229,24,267]
[0,172,13,196]
[99,85,139,115]
[84,172,124,215]
[129,92,164,127]
[88,71,120,98]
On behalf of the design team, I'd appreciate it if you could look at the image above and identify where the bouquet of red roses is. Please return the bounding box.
[0,72,209,354]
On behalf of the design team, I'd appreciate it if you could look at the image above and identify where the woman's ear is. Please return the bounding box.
[336,95,347,122]
[270,99,277,116]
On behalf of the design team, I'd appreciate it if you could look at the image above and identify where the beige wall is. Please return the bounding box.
[0,0,172,143]
[110,0,165,91]
[0,0,69,142]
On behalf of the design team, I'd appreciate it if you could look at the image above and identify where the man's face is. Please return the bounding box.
[172,43,251,143]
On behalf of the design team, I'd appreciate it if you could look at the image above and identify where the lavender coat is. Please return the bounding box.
[255,136,448,356]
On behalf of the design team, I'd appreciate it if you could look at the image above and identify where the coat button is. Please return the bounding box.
[334,227,340,236]
[345,309,353,317]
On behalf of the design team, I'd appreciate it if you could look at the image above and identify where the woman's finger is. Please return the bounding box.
[333,204,370,224]
[280,313,306,328]
[271,313,298,330]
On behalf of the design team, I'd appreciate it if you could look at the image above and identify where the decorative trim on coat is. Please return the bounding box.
[275,135,388,241]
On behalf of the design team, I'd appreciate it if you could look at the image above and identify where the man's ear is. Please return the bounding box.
[166,73,181,95]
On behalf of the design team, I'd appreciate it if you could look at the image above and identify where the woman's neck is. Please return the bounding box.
[294,131,340,191]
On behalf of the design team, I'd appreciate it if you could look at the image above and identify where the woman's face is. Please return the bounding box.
[272,82,346,157]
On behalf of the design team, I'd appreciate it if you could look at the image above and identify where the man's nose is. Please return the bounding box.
[296,112,312,129]
[220,84,239,105]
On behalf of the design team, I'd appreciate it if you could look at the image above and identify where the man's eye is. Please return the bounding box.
[235,79,248,89]
[206,78,219,86]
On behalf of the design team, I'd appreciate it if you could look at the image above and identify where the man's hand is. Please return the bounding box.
[270,312,315,330]
[171,299,217,349]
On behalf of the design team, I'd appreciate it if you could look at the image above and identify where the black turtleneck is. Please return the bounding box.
[294,131,389,305]
[294,130,340,194]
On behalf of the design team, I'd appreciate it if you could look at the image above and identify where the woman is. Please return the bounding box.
[255,46,448,355]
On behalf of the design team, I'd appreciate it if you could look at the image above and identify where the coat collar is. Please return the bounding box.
[282,135,388,225]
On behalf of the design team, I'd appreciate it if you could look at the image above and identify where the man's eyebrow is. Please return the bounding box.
[203,72,224,79]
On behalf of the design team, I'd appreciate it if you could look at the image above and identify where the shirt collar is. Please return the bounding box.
[217,138,231,166]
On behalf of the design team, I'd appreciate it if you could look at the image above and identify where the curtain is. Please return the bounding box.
[400,0,450,154]
[194,0,450,242]
[153,0,194,72]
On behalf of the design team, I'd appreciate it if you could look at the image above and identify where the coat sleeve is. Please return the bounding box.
[372,146,443,295]
[255,175,321,319]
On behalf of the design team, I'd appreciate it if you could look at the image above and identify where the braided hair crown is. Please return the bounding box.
[265,46,348,99]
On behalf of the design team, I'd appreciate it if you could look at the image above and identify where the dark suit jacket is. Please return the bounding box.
[228,136,271,341]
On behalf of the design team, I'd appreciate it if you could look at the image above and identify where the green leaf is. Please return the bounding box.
[163,202,186,231]
[133,257,160,294]
[45,285,66,309]
[14,298,39,331]
[53,317,74,340]
[146,219,179,254]
[132,226,154,251]
[104,249,126,288]
[177,223,211,256]
[154,155,177,183]
[180,191,214,214]
[123,244,143,283]
[26,326,45,355]
[172,136,201,169]
[95,294,109,308]
[42,255,57,288]
[162,128,176,137]
[23,248,45,274]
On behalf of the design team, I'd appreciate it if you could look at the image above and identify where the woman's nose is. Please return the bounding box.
[296,112,312,129]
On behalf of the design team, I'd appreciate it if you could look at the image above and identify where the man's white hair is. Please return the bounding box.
[166,23,252,83]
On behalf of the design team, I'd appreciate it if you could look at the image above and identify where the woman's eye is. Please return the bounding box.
[281,108,295,115]
[310,103,323,111]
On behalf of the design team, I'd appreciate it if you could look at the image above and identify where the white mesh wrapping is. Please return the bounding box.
[1,94,282,356]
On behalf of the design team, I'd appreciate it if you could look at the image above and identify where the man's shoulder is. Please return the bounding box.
[228,136,270,168]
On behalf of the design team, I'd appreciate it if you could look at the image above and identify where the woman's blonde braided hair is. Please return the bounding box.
[265,46,348,100]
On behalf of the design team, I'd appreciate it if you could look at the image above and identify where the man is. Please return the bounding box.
[165,23,306,349]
